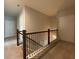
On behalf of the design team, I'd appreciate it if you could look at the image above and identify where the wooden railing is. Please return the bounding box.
[17,30,26,59]
[17,29,58,59]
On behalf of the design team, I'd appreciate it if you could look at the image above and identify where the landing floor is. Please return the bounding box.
[41,41,75,59]
[4,39,75,59]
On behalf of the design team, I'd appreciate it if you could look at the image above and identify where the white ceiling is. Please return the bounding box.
[4,0,75,16]
[4,0,22,16]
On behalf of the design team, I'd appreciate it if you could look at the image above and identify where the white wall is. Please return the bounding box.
[24,6,57,46]
[17,6,75,45]
[4,16,17,38]
[23,7,51,46]
[17,7,26,42]
[25,7,51,33]
[58,8,75,43]
[17,6,59,46]
[17,7,57,46]
[17,8,26,31]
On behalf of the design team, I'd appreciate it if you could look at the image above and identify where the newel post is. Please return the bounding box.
[48,29,50,44]
[17,29,19,46]
[23,30,26,59]
[57,29,59,40]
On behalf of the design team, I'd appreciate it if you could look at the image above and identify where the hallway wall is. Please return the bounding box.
[25,6,50,32]
[4,16,17,38]
[18,6,75,45]
[24,6,58,46]
[58,8,75,43]
[24,6,50,46]
[17,8,26,31]
[49,16,58,29]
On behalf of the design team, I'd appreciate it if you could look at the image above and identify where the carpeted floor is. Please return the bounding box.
[4,37,23,59]
[4,45,23,59]
[4,40,75,59]
[40,41,75,59]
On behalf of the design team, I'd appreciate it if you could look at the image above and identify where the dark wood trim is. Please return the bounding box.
[26,29,58,35]
[26,31,48,35]
[17,29,19,46]
[23,30,26,59]
[17,29,23,32]
[48,29,50,44]
[18,32,23,35]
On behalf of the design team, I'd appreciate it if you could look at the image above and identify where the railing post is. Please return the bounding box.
[48,29,50,44]
[57,29,59,40]
[23,30,26,59]
[17,29,19,46]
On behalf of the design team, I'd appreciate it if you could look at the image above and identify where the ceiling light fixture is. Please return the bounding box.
[17,4,20,7]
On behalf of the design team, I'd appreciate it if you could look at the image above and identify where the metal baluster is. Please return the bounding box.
[29,34,30,55]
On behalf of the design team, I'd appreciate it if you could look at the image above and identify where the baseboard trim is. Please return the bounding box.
[59,40,75,44]
[4,35,16,39]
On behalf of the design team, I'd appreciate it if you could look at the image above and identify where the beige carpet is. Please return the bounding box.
[4,45,23,59]
[40,41,75,59]
[4,40,75,59]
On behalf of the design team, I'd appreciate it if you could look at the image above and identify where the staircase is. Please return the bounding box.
[19,38,42,56]
[29,39,59,59]
[17,29,58,59]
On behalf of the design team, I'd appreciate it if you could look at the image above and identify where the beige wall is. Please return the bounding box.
[24,6,45,46]
[49,16,58,43]
[24,6,57,46]
[24,6,58,32]
[49,16,58,29]
[17,6,75,44]
[58,8,75,43]
[17,6,58,33]
[18,6,75,45]
[25,6,50,33]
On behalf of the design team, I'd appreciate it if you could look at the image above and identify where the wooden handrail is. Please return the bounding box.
[17,29,58,46]
[17,29,58,59]
[26,29,58,35]
[17,29,58,35]
[17,29,23,32]
[18,32,23,35]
